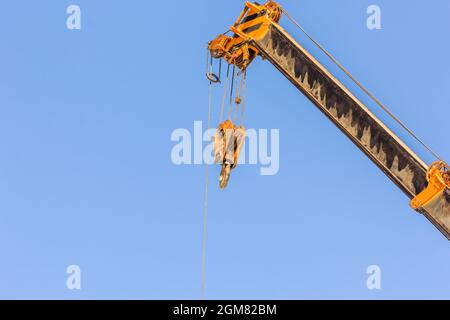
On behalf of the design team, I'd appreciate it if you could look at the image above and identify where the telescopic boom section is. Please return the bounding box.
[207,1,450,240]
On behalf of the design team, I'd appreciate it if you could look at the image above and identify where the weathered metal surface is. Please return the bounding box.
[423,190,450,239]
[253,23,450,240]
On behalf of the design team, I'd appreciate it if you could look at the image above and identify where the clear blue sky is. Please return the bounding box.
[0,0,449,299]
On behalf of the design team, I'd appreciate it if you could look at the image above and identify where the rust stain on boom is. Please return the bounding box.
[253,24,450,239]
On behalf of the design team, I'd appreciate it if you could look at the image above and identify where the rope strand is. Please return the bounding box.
[201,84,213,300]
[234,72,244,123]
[229,64,236,120]
[201,57,216,300]
[281,8,445,164]
[219,64,230,123]
[240,70,247,126]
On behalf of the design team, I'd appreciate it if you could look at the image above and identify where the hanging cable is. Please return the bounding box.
[229,63,236,120]
[205,48,220,83]
[218,58,222,82]
[219,64,231,123]
[234,71,246,124]
[201,61,214,300]
[201,93,210,300]
[205,48,210,76]
[281,7,445,164]
[240,70,247,126]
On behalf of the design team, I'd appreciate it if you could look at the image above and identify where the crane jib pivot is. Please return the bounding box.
[206,1,450,240]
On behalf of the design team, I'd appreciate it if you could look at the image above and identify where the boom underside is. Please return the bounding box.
[252,23,450,239]
[206,1,450,240]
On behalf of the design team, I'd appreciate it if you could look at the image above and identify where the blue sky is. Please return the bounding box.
[0,0,449,299]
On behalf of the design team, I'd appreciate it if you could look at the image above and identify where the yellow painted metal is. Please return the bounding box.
[215,120,246,167]
[207,0,450,235]
[410,161,450,210]
[214,120,246,189]
[207,1,282,70]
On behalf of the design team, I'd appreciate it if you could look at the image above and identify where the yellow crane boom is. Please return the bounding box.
[207,1,450,240]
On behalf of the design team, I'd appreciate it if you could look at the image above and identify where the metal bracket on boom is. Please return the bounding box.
[410,161,450,210]
[207,1,282,70]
